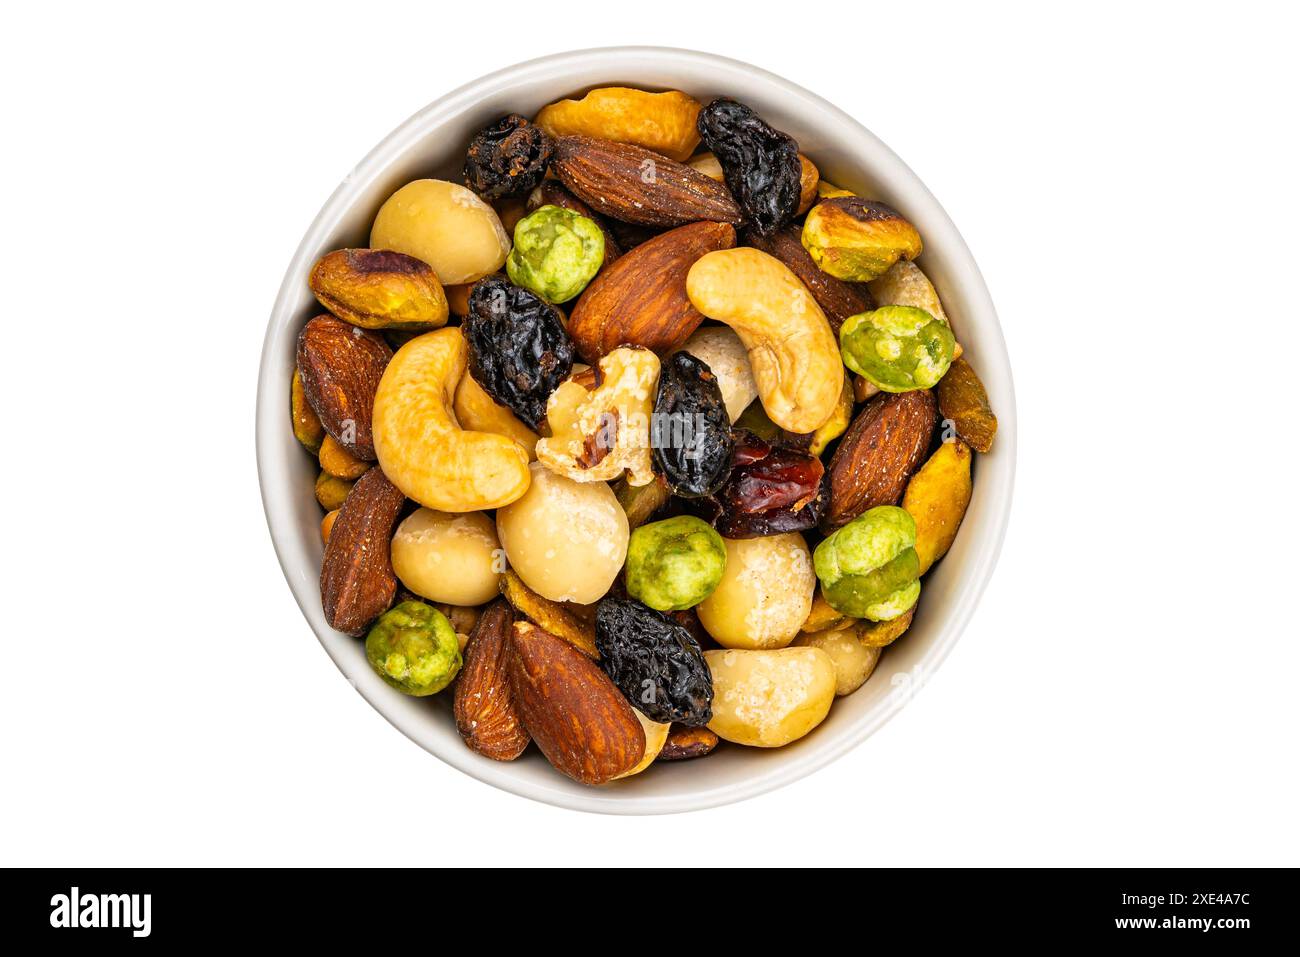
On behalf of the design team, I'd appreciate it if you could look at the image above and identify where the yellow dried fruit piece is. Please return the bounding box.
[291,370,325,454]
[801,591,852,634]
[500,569,599,658]
[536,87,703,162]
[318,434,369,480]
[816,180,855,199]
[854,606,915,648]
[314,471,354,511]
[321,509,339,544]
[453,370,539,460]
[809,372,853,456]
[935,356,998,453]
[536,346,660,486]
[797,155,820,214]
[902,438,973,574]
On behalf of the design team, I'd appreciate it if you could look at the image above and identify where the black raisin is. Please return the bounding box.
[464,276,574,430]
[688,429,827,538]
[595,597,713,726]
[463,114,554,201]
[696,98,802,236]
[651,352,734,497]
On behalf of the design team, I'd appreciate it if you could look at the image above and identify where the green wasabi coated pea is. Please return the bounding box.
[364,601,462,696]
[840,305,956,392]
[505,205,604,303]
[625,515,727,611]
[813,506,921,621]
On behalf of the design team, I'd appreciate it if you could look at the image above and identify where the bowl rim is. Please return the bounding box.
[256,45,1017,815]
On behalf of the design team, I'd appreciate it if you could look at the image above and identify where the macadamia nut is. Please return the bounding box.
[496,462,629,604]
[370,179,510,286]
[696,533,815,649]
[705,646,836,747]
[793,627,882,696]
[391,508,503,606]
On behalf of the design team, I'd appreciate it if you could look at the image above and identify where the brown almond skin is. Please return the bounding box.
[823,389,937,531]
[309,248,449,331]
[568,221,736,364]
[658,724,719,761]
[454,601,530,761]
[319,466,406,636]
[936,357,997,453]
[743,225,873,335]
[527,181,622,266]
[553,135,743,228]
[509,621,645,785]
[296,314,392,460]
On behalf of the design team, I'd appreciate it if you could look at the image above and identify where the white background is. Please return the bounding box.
[2,1,1297,866]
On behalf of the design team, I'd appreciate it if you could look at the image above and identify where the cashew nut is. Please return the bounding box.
[685,247,842,434]
[372,327,531,511]
[453,369,539,460]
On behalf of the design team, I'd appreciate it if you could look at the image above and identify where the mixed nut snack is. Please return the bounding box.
[292,85,999,786]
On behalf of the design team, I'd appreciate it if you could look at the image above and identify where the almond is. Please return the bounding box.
[509,621,645,785]
[552,135,743,229]
[296,314,392,460]
[743,225,873,335]
[319,466,406,636]
[454,600,530,761]
[823,389,937,531]
[568,221,736,364]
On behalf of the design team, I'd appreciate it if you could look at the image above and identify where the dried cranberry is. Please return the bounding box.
[690,430,827,537]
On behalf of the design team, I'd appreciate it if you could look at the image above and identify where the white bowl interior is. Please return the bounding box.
[256,47,1016,814]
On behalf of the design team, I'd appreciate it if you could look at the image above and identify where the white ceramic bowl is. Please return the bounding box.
[256,46,1016,814]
